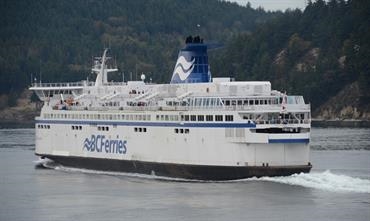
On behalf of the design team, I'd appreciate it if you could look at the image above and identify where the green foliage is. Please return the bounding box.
[0,0,368,111]
[213,0,370,108]
[0,0,273,96]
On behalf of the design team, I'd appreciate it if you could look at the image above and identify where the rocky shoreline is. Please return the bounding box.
[311,119,370,128]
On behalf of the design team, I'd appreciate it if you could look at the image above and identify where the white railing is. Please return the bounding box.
[31,81,94,88]
[31,81,127,88]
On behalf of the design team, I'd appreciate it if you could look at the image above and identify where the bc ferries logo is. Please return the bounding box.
[83,135,127,154]
[172,56,195,81]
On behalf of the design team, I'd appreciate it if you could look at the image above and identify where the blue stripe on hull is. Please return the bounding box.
[268,138,309,143]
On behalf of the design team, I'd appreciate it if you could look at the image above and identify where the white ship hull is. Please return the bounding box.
[31,39,312,180]
[35,110,311,180]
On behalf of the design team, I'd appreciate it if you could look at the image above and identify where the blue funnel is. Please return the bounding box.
[170,36,211,84]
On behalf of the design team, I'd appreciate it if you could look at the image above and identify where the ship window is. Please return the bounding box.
[190,115,196,121]
[225,115,234,121]
[215,115,223,121]
[48,125,51,129]
[184,115,189,121]
[197,115,204,121]
[139,128,142,132]
[165,115,169,121]
[143,128,147,132]
[225,100,230,106]
[255,100,259,105]
[196,99,201,107]
[249,100,253,105]
[180,129,184,133]
[72,126,75,130]
[185,129,189,134]
[202,99,207,106]
[106,127,109,131]
[206,115,213,121]
[156,115,160,121]
[238,100,242,106]
[134,127,138,132]
[175,128,179,133]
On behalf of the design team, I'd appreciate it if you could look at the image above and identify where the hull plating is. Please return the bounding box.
[39,154,312,181]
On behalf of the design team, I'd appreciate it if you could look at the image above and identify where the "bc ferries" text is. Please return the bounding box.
[83,135,127,154]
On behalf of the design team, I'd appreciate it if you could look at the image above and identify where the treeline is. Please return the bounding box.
[0,0,274,104]
[211,0,370,108]
[1,0,368,112]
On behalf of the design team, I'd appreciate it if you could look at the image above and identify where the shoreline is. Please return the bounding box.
[311,119,370,128]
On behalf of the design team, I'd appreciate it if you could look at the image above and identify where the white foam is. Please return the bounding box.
[254,170,370,193]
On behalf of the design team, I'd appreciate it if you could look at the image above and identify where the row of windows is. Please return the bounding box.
[174,128,190,134]
[180,115,233,122]
[43,113,151,121]
[134,127,147,133]
[223,98,280,106]
[72,125,82,130]
[97,126,109,131]
[37,124,50,129]
[188,97,223,107]
[43,113,235,122]
[156,115,179,121]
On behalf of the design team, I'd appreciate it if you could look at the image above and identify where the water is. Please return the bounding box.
[0,128,369,221]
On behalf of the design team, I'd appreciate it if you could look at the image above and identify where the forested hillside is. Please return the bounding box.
[0,0,273,103]
[0,0,369,120]
[212,0,369,119]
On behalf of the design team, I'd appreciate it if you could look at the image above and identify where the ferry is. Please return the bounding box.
[30,36,312,180]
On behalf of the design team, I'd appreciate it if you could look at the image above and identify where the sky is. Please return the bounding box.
[229,0,308,11]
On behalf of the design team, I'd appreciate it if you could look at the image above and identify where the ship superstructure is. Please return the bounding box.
[30,36,311,180]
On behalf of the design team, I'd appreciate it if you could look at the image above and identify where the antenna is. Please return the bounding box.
[39,59,42,83]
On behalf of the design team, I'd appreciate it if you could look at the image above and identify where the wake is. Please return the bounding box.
[253,170,370,193]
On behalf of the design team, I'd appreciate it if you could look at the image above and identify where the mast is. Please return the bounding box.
[92,49,118,86]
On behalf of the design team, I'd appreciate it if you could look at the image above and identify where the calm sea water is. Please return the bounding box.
[0,127,369,221]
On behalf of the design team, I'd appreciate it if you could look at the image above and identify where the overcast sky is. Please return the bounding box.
[229,0,308,11]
